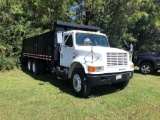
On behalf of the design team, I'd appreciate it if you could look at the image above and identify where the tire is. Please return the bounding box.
[27,59,32,72]
[71,68,91,98]
[32,60,40,75]
[112,80,129,90]
[140,62,154,74]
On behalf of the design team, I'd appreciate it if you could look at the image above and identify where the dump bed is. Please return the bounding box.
[22,21,100,61]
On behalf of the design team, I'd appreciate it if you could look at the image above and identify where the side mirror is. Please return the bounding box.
[129,44,133,62]
[57,31,63,44]
[130,44,133,52]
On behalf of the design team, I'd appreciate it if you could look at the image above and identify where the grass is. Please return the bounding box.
[0,68,160,120]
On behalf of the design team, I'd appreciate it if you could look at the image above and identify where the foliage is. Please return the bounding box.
[70,0,160,51]
[0,56,17,71]
[0,44,17,71]
[0,0,160,71]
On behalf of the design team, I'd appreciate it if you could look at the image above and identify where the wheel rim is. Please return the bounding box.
[73,74,82,92]
[141,65,151,74]
[32,62,36,72]
[28,61,31,70]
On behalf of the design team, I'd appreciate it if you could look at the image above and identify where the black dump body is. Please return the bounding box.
[22,21,100,62]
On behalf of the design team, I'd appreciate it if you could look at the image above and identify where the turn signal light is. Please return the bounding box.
[88,66,96,72]
[73,51,76,54]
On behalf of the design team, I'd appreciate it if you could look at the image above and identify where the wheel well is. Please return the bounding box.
[139,60,155,69]
[68,62,84,78]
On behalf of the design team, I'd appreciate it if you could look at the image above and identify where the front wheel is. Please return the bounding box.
[140,63,154,74]
[71,68,90,98]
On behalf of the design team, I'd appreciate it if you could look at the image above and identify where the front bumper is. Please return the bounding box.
[87,71,133,87]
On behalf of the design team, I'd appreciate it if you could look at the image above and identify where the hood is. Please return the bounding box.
[74,46,129,63]
[76,46,128,53]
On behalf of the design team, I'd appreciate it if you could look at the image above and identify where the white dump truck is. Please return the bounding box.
[22,21,134,97]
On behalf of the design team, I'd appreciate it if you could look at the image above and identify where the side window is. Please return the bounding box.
[64,35,73,47]
[158,53,160,57]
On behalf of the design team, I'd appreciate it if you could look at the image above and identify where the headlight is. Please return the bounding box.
[88,66,104,72]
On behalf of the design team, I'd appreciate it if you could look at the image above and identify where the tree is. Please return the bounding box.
[128,0,160,52]
[0,0,160,71]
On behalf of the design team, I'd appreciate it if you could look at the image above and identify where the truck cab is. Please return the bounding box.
[56,30,134,97]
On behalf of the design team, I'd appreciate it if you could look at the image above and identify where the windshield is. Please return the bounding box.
[76,33,109,47]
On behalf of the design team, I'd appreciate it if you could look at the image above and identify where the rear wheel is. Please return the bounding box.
[112,80,129,90]
[27,59,32,72]
[140,62,154,74]
[71,68,90,98]
[32,60,40,75]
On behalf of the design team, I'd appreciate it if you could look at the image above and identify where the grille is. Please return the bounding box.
[107,52,128,66]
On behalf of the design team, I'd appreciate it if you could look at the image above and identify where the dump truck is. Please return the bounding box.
[22,21,134,97]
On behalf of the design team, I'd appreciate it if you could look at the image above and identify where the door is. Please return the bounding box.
[60,34,74,67]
